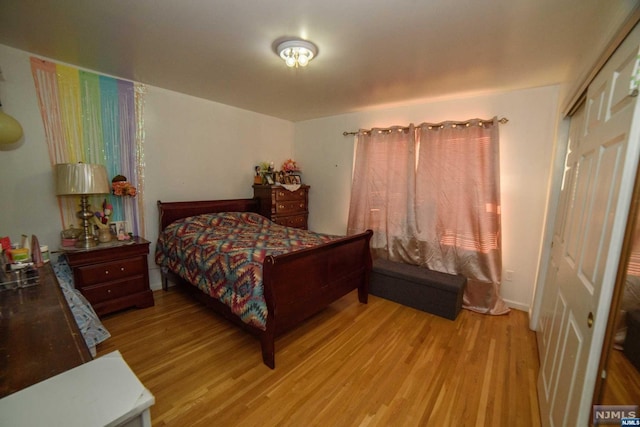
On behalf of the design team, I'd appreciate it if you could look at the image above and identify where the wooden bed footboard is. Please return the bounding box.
[157,199,373,368]
[261,229,373,368]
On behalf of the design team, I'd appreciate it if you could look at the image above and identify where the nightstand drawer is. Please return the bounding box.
[274,188,306,201]
[76,258,145,286]
[275,200,306,215]
[81,276,147,304]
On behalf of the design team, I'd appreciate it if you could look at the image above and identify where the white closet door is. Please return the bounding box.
[536,23,640,426]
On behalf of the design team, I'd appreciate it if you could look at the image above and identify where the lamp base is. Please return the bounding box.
[75,233,98,249]
[75,195,98,249]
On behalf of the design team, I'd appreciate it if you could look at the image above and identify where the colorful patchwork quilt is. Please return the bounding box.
[155,212,339,330]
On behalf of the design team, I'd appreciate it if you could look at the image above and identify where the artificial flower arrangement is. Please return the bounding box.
[256,162,274,174]
[92,199,112,230]
[111,174,137,197]
[281,159,301,174]
[253,160,301,185]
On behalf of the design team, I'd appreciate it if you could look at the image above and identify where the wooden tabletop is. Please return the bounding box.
[0,263,92,398]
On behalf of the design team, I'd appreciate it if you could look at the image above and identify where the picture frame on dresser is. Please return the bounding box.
[265,173,275,185]
[281,174,301,185]
[113,220,129,239]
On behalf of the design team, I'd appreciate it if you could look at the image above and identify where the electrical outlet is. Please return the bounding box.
[505,270,514,281]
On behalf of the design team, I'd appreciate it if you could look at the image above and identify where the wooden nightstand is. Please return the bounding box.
[63,237,154,317]
[253,184,309,229]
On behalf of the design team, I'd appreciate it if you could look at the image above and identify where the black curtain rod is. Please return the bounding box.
[342,117,509,136]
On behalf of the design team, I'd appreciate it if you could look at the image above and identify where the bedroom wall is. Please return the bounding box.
[0,43,294,289]
[0,42,572,310]
[293,85,561,311]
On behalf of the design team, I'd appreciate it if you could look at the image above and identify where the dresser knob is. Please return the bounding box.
[105,270,109,275]
[279,204,285,209]
[107,289,111,294]
[120,267,125,271]
[299,203,304,208]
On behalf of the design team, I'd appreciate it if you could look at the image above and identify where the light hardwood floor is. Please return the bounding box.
[602,347,640,405]
[97,288,541,426]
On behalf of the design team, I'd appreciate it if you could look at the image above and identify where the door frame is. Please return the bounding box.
[529,116,570,331]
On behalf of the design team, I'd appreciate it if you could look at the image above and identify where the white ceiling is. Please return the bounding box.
[0,0,637,122]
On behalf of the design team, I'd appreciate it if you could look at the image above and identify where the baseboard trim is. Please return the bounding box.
[503,298,529,312]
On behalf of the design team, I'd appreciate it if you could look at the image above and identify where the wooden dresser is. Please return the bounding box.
[64,237,154,317]
[0,263,92,398]
[253,184,309,229]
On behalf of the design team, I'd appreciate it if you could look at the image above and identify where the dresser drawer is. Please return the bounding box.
[274,188,306,201]
[76,257,145,287]
[274,214,307,229]
[275,200,306,215]
[81,276,147,304]
[253,184,309,230]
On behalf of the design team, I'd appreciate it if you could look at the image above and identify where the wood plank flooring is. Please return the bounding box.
[602,347,640,405]
[97,288,541,427]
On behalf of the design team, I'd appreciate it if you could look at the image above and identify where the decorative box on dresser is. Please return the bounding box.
[253,184,309,229]
[64,237,154,317]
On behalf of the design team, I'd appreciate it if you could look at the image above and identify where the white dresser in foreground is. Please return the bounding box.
[0,350,154,427]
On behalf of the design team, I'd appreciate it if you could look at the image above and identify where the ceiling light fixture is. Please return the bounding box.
[276,39,318,68]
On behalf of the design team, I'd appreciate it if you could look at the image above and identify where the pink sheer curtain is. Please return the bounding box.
[415,119,508,314]
[347,118,509,315]
[347,126,417,260]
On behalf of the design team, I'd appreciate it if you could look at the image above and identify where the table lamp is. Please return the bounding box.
[55,163,110,249]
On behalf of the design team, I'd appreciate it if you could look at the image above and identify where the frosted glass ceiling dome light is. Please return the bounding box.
[276,39,318,68]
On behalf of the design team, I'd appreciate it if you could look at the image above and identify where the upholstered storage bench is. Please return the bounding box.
[624,309,640,371]
[370,258,467,320]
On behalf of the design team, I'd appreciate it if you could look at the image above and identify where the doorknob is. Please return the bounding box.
[588,312,594,328]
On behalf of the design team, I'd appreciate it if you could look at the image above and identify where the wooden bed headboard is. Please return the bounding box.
[157,198,260,231]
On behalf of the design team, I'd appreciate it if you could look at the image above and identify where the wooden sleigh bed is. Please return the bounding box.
[156,198,373,369]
